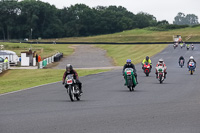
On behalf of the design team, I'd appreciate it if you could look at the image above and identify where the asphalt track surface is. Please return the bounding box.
[54,45,113,69]
[1,44,200,133]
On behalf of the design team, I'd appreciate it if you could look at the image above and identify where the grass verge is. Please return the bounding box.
[39,26,200,42]
[97,44,168,66]
[0,42,74,58]
[0,69,109,94]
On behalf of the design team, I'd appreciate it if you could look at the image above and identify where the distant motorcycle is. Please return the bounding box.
[179,59,184,68]
[191,45,194,50]
[186,45,190,50]
[143,62,151,76]
[156,66,165,84]
[188,62,195,75]
[124,68,137,91]
[65,74,81,101]
[173,44,177,49]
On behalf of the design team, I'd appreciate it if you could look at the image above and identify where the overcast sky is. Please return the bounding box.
[40,0,200,23]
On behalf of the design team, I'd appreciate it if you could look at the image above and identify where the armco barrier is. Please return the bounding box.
[0,62,10,73]
[38,53,62,69]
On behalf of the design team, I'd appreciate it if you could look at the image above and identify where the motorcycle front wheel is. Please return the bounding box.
[159,75,163,84]
[68,85,75,101]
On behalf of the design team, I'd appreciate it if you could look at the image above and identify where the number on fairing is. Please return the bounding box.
[127,71,132,75]
[189,62,194,66]
[67,80,73,84]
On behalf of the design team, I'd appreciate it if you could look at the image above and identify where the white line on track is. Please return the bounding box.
[0,81,61,97]
[0,71,109,97]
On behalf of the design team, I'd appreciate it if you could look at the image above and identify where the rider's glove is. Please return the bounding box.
[62,82,65,85]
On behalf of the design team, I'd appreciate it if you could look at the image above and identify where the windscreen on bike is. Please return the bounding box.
[66,74,74,80]
[157,66,164,72]
[189,62,195,66]
[125,68,134,72]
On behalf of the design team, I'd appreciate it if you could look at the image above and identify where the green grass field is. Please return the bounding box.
[40,26,200,42]
[97,44,168,66]
[0,42,74,58]
[0,69,109,94]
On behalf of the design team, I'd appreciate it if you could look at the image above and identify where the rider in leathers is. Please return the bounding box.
[179,56,185,66]
[187,56,196,69]
[155,58,167,79]
[62,64,83,93]
[123,59,138,84]
[142,56,152,71]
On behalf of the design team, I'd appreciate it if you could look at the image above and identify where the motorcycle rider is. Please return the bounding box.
[155,58,167,79]
[179,56,185,66]
[187,56,196,69]
[180,42,183,48]
[142,56,152,71]
[62,64,83,94]
[191,44,194,49]
[123,59,138,84]
[186,44,190,48]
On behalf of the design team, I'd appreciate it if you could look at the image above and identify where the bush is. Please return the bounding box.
[147,24,189,31]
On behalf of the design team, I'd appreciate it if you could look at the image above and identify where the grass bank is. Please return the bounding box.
[40,26,200,42]
[97,44,168,66]
[0,42,74,58]
[0,69,109,94]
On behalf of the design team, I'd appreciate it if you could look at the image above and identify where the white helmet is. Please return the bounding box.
[190,56,194,60]
[159,58,164,62]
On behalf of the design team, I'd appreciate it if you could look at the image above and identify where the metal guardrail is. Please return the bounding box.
[38,53,59,69]
[0,62,10,73]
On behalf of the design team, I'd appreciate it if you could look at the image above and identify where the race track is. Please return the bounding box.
[1,44,200,133]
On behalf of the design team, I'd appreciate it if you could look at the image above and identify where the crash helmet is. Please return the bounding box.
[158,58,164,65]
[126,59,131,63]
[146,56,149,61]
[190,56,194,60]
[66,64,73,72]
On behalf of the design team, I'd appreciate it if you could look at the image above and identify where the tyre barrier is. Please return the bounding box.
[38,52,63,69]
[0,62,10,73]
[54,53,63,62]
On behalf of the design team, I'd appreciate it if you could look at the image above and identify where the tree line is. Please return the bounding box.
[0,0,199,40]
[173,12,199,25]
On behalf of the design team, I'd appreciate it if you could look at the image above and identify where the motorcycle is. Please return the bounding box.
[179,59,184,68]
[124,68,137,91]
[188,62,195,75]
[65,74,81,101]
[143,62,151,76]
[156,66,165,84]
[186,45,190,50]
[173,44,177,49]
[191,45,194,50]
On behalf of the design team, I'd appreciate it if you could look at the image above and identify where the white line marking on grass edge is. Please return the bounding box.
[0,81,61,97]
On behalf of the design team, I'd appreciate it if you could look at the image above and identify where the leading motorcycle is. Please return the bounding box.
[124,68,137,91]
[65,74,81,101]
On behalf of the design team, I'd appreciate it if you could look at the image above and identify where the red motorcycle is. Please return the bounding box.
[143,62,151,76]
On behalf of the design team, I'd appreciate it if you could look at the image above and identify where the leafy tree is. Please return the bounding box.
[173,12,199,25]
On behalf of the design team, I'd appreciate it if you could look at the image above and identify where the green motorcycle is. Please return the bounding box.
[124,68,137,91]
